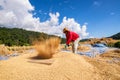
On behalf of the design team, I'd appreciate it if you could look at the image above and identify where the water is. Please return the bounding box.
[78,44,108,57]
[8,53,19,57]
[0,56,9,60]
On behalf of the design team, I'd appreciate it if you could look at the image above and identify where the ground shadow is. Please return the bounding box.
[29,56,45,60]
[28,60,54,65]
[28,56,54,65]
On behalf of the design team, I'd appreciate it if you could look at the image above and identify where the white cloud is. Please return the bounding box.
[110,12,115,15]
[93,1,101,7]
[89,36,94,38]
[0,0,34,28]
[0,0,89,39]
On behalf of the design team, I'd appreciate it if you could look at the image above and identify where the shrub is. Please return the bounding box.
[114,41,120,48]
[107,43,115,47]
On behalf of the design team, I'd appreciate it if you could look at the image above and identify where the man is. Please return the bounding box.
[63,27,80,54]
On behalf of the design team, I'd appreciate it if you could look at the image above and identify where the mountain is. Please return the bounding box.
[0,27,60,46]
[110,32,120,40]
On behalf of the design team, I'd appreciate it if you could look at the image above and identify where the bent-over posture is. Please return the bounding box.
[63,28,80,54]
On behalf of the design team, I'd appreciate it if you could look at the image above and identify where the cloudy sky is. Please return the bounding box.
[0,0,120,38]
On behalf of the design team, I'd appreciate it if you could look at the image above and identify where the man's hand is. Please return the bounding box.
[67,44,70,47]
[64,44,70,49]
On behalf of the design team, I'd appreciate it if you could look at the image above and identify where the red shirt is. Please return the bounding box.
[65,31,79,45]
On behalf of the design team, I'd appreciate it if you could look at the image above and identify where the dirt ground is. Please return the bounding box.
[0,50,120,80]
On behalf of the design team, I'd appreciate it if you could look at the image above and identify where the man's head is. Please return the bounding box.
[63,27,69,33]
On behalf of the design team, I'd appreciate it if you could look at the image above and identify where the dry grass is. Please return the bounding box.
[0,44,12,55]
[80,38,119,45]
[34,37,61,59]
[8,46,33,51]
[100,49,120,58]
[0,45,34,55]
[7,46,34,53]
[78,45,91,52]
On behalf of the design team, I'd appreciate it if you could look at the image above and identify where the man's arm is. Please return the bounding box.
[66,32,72,45]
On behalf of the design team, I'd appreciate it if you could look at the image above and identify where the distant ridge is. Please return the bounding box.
[0,27,58,46]
[110,32,120,40]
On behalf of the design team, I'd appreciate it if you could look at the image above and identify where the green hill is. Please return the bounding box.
[0,27,59,46]
[110,32,120,40]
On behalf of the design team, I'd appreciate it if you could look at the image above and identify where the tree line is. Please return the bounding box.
[0,27,65,46]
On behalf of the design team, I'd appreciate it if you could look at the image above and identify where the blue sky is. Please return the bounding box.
[29,0,120,38]
[0,0,119,38]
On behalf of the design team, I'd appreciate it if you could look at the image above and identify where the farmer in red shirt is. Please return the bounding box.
[63,28,80,54]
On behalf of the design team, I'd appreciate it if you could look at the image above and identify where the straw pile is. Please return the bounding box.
[0,44,11,55]
[78,45,91,52]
